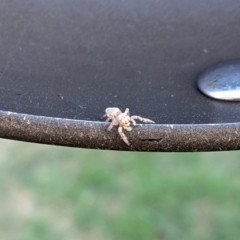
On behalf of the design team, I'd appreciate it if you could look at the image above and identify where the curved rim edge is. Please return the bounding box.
[0,110,240,152]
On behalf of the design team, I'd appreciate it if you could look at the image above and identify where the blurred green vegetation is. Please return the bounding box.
[0,139,240,240]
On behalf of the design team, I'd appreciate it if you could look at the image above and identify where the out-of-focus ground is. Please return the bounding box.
[0,138,240,240]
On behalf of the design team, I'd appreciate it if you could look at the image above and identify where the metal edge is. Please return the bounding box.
[0,110,240,152]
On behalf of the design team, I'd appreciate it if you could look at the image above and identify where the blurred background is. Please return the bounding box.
[0,138,240,240]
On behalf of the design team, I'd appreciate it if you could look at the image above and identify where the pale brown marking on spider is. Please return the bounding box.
[103,107,155,145]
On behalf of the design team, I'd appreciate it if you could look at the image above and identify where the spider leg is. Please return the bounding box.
[107,118,118,131]
[107,122,114,131]
[131,116,155,124]
[130,118,137,125]
[124,126,132,131]
[105,117,111,122]
[118,126,130,145]
[102,113,107,119]
[124,108,130,116]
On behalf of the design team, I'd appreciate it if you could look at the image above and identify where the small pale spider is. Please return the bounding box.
[103,107,155,145]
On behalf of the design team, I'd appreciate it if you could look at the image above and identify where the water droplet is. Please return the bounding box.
[198,59,240,101]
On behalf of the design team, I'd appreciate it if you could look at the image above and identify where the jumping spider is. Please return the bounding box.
[103,107,155,145]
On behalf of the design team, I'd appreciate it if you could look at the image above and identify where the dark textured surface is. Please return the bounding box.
[1,0,240,151]
[0,0,240,124]
[1,110,240,152]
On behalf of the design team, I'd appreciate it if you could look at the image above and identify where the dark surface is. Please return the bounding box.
[1,0,240,151]
[1,0,240,124]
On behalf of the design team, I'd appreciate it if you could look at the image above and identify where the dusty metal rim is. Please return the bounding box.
[0,110,240,152]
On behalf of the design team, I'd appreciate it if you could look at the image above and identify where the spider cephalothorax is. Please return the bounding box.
[103,107,155,145]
